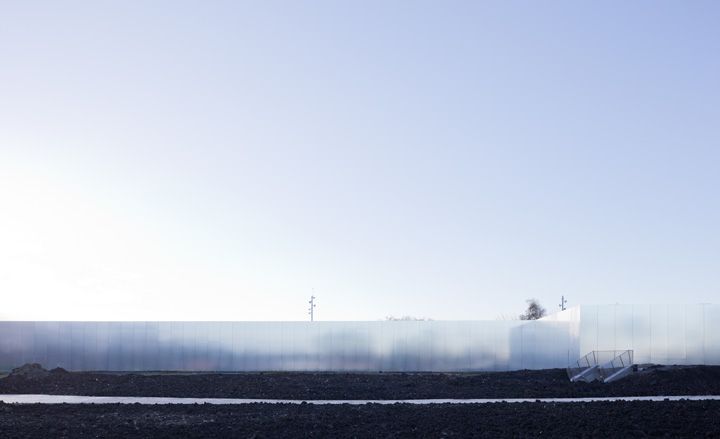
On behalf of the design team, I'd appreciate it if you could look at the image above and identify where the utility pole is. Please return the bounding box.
[308,295,316,322]
[559,295,567,311]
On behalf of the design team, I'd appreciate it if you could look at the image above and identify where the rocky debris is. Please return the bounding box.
[9,363,49,380]
[0,400,718,438]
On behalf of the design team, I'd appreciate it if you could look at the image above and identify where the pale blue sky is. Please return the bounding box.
[1,1,718,320]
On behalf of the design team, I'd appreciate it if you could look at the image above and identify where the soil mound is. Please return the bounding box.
[9,364,49,380]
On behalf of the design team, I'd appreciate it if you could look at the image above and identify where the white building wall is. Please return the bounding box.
[0,320,573,372]
[577,304,720,365]
[0,304,716,372]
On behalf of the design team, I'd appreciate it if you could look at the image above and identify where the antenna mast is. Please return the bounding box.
[308,295,316,322]
[559,295,567,311]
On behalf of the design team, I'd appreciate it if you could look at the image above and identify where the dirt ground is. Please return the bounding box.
[2,365,719,437]
[0,400,718,438]
[1,365,719,399]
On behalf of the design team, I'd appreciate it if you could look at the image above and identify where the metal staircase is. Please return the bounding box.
[567,350,634,383]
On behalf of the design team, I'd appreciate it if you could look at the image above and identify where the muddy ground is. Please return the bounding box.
[1,365,719,399]
[0,400,718,438]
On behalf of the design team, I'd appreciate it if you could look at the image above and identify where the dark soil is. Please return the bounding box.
[0,400,718,438]
[1,365,719,399]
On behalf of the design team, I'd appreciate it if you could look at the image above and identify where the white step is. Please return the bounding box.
[602,365,634,383]
[570,365,601,383]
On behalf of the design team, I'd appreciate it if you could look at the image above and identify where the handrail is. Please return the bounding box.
[567,350,634,382]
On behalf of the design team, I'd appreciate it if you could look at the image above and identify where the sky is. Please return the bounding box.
[1,1,719,321]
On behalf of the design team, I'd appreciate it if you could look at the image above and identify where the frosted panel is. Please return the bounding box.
[0,320,577,372]
[1,305,718,372]
[614,305,634,353]
[596,305,616,351]
[684,305,704,364]
[631,305,652,364]
[650,304,669,364]
[578,305,599,353]
[705,305,720,365]
[666,306,686,364]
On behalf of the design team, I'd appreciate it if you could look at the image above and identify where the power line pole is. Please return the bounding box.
[308,295,316,322]
[559,295,567,311]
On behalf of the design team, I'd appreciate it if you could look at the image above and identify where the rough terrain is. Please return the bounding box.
[1,364,719,399]
[1,364,719,438]
[0,400,718,438]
